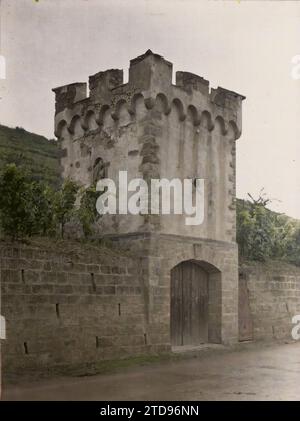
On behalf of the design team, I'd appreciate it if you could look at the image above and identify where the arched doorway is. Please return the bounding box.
[170,260,221,346]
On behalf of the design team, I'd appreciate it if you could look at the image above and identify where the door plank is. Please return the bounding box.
[170,265,183,346]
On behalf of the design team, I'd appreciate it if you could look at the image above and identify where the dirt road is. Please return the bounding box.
[3,342,300,401]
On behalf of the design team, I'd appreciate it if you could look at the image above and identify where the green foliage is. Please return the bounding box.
[0,162,102,240]
[77,184,100,238]
[0,164,34,239]
[0,164,78,239]
[237,193,300,265]
[0,164,60,239]
[53,179,80,238]
[237,199,273,261]
[285,225,300,266]
[29,182,57,236]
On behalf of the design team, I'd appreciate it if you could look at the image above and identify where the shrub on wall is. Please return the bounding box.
[237,194,300,265]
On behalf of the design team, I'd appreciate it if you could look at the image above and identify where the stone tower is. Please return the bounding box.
[53,50,245,347]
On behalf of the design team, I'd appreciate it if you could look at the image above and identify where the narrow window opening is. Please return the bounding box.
[96,336,100,348]
[144,333,147,345]
[21,269,25,283]
[91,273,96,292]
[55,303,60,319]
[118,303,121,316]
[24,342,29,355]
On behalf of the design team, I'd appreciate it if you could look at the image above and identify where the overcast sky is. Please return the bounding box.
[0,0,299,219]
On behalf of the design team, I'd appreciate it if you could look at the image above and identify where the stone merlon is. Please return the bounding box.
[52,82,87,114]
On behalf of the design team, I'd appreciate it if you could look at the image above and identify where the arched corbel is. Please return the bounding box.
[187,105,201,126]
[129,93,144,116]
[96,104,110,126]
[200,110,214,131]
[68,115,82,135]
[214,115,228,136]
[172,98,186,122]
[228,120,242,140]
[81,110,94,131]
[111,99,128,121]
[55,119,68,139]
[156,93,171,115]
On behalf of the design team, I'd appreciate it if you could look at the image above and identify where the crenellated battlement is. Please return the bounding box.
[52,50,245,140]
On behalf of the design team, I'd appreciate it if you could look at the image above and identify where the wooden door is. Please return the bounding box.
[171,261,209,346]
[238,276,253,341]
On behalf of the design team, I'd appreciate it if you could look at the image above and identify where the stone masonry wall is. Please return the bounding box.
[240,260,300,341]
[2,240,300,380]
[0,240,166,378]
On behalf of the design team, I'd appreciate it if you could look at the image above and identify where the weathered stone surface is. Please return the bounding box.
[240,261,300,341]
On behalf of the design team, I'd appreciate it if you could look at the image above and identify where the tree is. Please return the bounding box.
[29,181,56,236]
[53,178,79,238]
[237,191,300,264]
[0,164,34,239]
[77,184,100,238]
[237,191,278,261]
